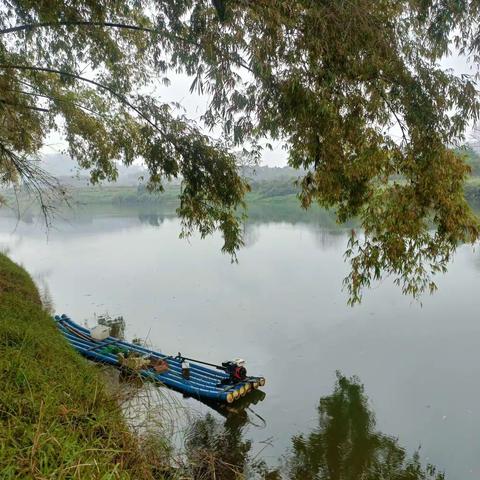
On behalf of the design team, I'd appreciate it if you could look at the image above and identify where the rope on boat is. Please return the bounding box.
[59,319,96,343]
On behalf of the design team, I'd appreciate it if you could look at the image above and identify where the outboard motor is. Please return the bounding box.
[222,358,247,384]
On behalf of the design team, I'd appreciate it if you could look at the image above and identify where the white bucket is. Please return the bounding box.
[90,325,110,340]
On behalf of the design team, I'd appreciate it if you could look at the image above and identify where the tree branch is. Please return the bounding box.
[0,20,255,74]
[10,82,109,116]
[0,98,49,112]
[0,21,152,35]
[0,141,67,226]
[370,83,408,144]
[0,63,171,141]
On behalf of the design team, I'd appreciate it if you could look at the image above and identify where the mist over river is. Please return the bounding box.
[2,207,480,478]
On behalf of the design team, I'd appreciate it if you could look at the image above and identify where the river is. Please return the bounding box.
[1,206,480,479]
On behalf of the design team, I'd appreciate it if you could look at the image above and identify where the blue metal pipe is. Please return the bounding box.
[60,331,229,401]
[55,318,230,401]
[56,324,224,393]
[58,315,229,381]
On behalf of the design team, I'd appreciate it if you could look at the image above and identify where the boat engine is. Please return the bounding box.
[222,358,247,383]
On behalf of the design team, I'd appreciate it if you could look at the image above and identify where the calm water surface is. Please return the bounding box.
[1,209,480,478]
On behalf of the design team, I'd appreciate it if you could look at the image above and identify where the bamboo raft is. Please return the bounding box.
[54,314,265,404]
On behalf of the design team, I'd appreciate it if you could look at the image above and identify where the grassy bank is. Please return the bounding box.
[0,254,161,479]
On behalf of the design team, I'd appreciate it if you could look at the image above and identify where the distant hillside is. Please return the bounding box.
[40,153,79,177]
[40,154,302,188]
[19,148,480,208]
[462,145,480,176]
[5,148,480,223]
[39,153,148,187]
[239,164,305,182]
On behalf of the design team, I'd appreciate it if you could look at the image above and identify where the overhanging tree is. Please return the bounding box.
[1,0,479,304]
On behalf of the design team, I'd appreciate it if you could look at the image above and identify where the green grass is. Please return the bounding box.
[0,254,163,479]
[71,185,180,207]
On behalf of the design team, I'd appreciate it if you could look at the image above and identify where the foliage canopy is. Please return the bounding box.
[1,1,480,303]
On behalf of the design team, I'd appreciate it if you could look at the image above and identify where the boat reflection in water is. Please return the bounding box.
[199,389,267,429]
[184,389,272,479]
[185,373,446,480]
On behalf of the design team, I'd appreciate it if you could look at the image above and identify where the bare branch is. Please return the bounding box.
[0,141,68,226]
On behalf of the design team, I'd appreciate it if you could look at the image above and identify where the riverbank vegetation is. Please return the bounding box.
[6,150,480,226]
[0,253,166,479]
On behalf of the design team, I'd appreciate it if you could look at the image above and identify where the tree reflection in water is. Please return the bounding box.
[184,373,445,480]
[286,372,444,480]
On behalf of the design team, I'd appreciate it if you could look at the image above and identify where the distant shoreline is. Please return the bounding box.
[2,176,480,227]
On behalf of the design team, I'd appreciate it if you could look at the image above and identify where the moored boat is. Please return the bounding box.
[54,314,265,404]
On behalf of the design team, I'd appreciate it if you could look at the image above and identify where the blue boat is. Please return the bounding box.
[54,314,265,404]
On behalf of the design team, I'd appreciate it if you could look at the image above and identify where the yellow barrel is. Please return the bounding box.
[232,389,240,399]
[239,385,246,397]
[226,392,234,403]
[251,381,259,389]
[259,377,266,386]
[244,383,252,393]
